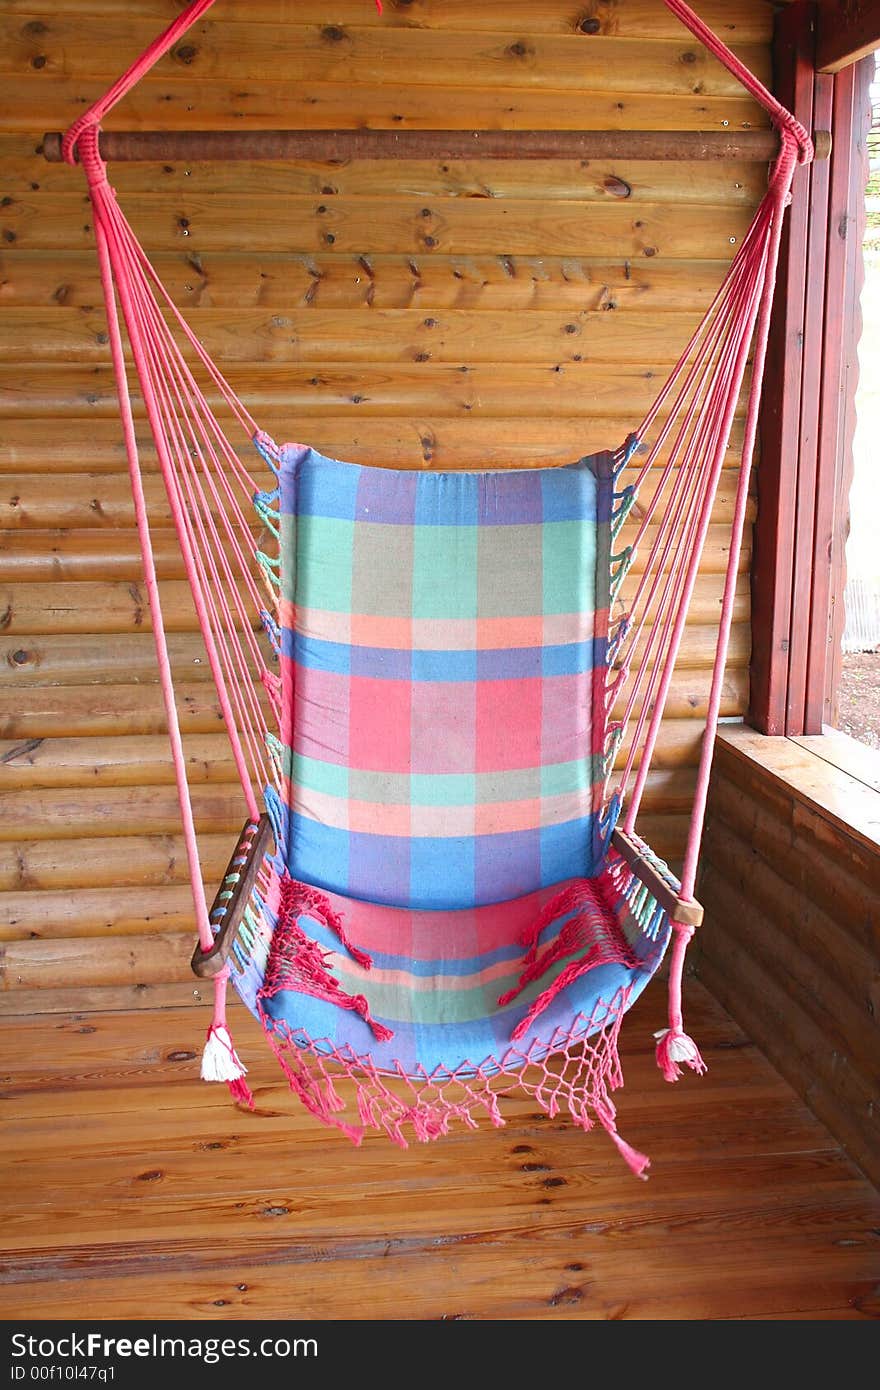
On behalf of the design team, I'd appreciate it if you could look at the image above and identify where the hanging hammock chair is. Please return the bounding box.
[56,0,813,1174]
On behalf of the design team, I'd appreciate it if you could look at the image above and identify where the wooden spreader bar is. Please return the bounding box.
[190,811,700,980]
[191,813,273,979]
[191,813,699,984]
[611,826,704,928]
[42,128,832,164]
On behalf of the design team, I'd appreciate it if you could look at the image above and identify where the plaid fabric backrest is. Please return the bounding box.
[274,446,614,911]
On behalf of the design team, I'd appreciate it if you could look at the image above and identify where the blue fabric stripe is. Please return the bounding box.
[285,631,602,680]
[279,448,604,526]
[259,947,666,1075]
[289,813,597,910]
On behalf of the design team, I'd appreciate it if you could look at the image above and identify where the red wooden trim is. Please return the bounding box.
[818,57,874,725]
[751,5,873,736]
[750,1,817,736]
[817,0,880,73]
[787,70,834,734]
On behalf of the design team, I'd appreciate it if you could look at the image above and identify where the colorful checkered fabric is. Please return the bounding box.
[232,439,671,1093]
[273,444,616,910]
[253,870,663,1078]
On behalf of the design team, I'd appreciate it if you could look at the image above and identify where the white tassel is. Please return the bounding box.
[654,1028,699,1064]
[653,1026,707,1082]
[201,1024,248,1083]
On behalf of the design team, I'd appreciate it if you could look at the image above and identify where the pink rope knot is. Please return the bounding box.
[785,120,814,166]
[60,116,91,168]
[64,123,108,185]
[655,921,706,1083]
[770,127,811,197]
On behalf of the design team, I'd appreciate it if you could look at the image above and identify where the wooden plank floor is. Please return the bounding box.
[1,981,878,1320]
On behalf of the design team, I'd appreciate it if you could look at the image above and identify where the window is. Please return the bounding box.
[837,57,880,750]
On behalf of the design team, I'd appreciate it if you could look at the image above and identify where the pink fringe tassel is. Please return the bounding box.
[226,1075,255,1107]
[595,1100,650,1180]
[606,1128,651,1180]
[262,875,393,1045]
[508,951,603,1043]
[499,876,639,1041]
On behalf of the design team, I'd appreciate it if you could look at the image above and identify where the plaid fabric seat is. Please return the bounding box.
[233,442,669,1080]
[224,438,676,1152]
[274,444,616,907]
[254,874,661,1078]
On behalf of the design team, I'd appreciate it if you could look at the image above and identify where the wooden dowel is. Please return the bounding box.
[42,128,833,164]
[611,825,704,926]
[191,813,273,979]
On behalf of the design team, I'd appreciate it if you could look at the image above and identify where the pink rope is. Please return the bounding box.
[83,140,212,954]
[86,154,262,823]
[610,201,772,791]
[664,0,812,163]
[611,211,775,753]
[632,195,773,467]
[119,287,273,792]
[120,265,270,653]
[623,242,767,833]
[61,0,221,166]
[124,294,275,792]
[108,211,265,558]
[679,137,800,898]
[617,249,760,716]
[613,131,801,840]
[114,210,259,444]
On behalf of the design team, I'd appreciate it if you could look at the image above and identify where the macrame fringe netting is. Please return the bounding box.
[58,0,811,1173]
[242,842,679,1176]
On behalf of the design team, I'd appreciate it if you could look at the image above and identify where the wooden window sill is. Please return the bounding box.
[715,722,880,856]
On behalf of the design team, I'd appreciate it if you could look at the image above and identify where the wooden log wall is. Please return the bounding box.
[698,727,880,1189]
[0,0,772,1013]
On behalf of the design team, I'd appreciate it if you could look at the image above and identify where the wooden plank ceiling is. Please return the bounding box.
[0,0,772,1012]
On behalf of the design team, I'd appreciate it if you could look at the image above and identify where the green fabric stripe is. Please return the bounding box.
[293,756,604,808]
[327,956,576,1026]
[280,510,297,605]
[292,752,349,799]
[543,519,597,616]
[296,515,354,611]
[413,523,478,619]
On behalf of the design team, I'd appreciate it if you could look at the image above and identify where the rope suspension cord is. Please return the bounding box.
[55,0,815,1109]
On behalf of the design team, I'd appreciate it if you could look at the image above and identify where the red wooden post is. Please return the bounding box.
[750,7,873,736]
[817,0,880,72]
[786,69,834,733]
[750,1,817,736]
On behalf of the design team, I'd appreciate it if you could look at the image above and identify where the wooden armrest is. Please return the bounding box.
[191,814,273,979]
[610,826,703,928]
